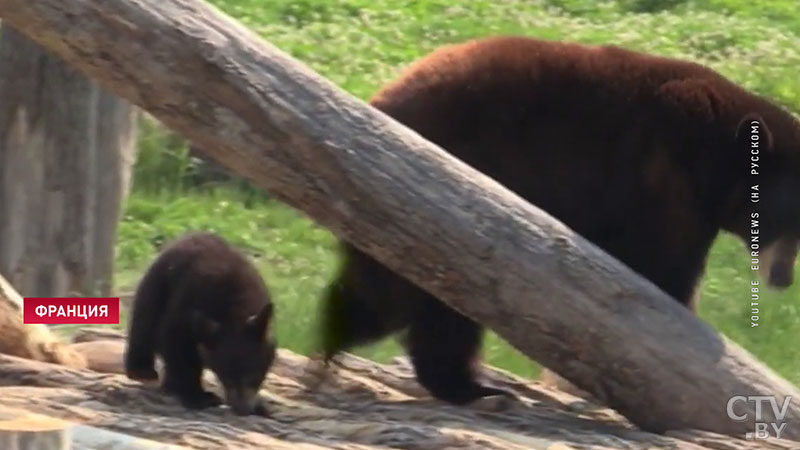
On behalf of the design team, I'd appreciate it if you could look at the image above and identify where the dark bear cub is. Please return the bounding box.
[318,36,800,406]
[124,232,277,416]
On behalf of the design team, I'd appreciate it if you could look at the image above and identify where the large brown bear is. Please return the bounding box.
[318,36,800,405]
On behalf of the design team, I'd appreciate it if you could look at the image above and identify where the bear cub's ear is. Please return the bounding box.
[245,303,273,341]
[191,310,221,344]
[735,112,774,152]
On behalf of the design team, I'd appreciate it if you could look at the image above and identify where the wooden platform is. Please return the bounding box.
[0,406,188,449]
[0,328,795,449]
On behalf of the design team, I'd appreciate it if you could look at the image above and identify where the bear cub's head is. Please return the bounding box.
[192,302,276,415]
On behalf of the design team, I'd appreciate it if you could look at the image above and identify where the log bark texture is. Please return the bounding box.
[0,0,796,439]
[0,328,794,450]
[0,27,138,297]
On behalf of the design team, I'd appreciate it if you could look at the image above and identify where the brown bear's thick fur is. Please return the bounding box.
[318,36,800,405]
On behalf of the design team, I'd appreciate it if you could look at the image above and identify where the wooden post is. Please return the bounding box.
[0,27,138,297]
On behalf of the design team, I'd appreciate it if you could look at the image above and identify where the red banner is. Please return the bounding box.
[23,297,120,324]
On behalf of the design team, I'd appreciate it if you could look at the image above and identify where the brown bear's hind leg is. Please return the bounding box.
[407,297,514,404]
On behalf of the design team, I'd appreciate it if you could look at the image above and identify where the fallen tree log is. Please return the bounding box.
[0,329,792,450]
[0,274,86,368]
[0,0,797,439]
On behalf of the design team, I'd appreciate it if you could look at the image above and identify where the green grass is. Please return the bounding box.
[114,0,800,384]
